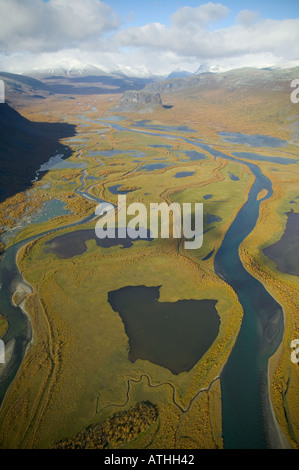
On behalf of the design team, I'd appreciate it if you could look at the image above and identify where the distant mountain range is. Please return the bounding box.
[22,62,221,80]
[0,72,53,103]
[6,58,299,81]
[2,62,298,108]
[0,70,155,107]
[113,65,299,113]
[1,64,298,113]
[166,65,222,79]
[143,65,299,94]
[26,63,111,79]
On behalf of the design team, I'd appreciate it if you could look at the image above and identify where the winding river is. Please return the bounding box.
[0,116,290,448]
[0,196,105,407]
[214,161,284,449]
[99,119,287,448]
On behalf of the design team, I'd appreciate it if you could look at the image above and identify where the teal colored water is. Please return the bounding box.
[0,210,96,407]
[32,199,71,224]
[214,161,284,448]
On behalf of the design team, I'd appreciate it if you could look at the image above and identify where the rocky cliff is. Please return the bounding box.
[112,90,163,112]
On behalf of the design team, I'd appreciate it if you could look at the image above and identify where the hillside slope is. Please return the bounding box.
[0,102,75,203]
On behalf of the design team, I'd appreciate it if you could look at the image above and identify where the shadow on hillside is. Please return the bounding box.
[0,103,77,204]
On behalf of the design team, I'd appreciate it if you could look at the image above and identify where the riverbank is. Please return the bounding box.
[238,172,299,448]
[240,242,298,448]
[266,352,293,449]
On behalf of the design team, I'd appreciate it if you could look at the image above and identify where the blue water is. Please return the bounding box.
[86,175,100,181]
[148,144,173,150]
[98,115,128,122]
[232,152,297,165]
[175,171,195,178]
[67,138,88,143]
[214,161,284,449]
[85,150,101,157]
[229,172,239,181]
[32,200,71,224]
[205,213,222,224]
[184,150,207,161]
[138,162,170,172]
[219,132,287,148]
[134,120,197,133]
[95,149,146,159]
[38,154,86,171]
[108,184,132,195]
[202,249,215,261]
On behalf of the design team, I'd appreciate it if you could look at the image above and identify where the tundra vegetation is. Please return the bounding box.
[0,69,298,449]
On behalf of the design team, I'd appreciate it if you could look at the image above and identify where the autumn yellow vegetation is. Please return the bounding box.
[0,81,298,451]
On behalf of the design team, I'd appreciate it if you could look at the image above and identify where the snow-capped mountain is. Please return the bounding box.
[195,64,221,74]
[23,62,110,79]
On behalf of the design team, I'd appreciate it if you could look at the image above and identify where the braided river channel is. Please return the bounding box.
[0,117,290,448]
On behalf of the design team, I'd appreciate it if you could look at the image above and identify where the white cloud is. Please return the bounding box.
[0,1,298,76]
[0,0,119,52]
[113,12,299,63]
[171,2,229,28]
[236,9,260,26]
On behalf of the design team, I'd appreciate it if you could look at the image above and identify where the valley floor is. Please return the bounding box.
[0,87,298,449]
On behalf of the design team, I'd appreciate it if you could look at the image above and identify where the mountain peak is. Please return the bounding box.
[167,69,193,79]
[195,64,221,74]
[22,62,109,79]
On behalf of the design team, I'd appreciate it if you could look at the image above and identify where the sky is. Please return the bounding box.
[0,0,299,76]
